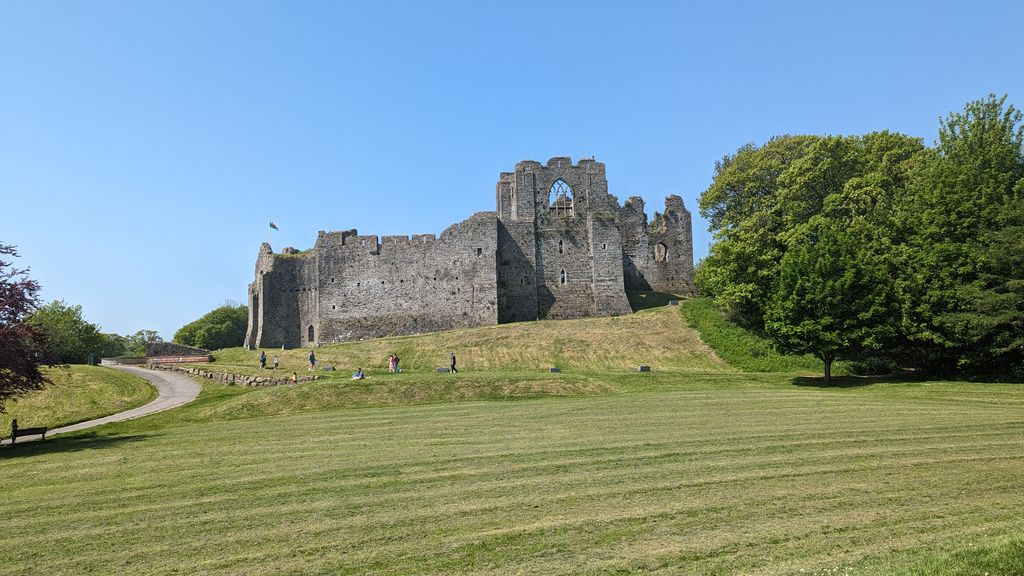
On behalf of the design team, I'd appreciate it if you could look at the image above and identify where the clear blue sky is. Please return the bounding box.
[3,0,1022,339]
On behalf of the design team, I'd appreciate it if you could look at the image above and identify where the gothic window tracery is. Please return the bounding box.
[549,179,574,218]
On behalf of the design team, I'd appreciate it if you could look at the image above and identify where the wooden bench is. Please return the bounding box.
[10,424,47,443]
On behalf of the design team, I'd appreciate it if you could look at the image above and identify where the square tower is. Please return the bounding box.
[495,157,631,321]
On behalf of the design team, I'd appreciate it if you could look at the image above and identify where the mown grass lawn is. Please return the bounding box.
[3,370,1023,575]
[4,302,1023,574]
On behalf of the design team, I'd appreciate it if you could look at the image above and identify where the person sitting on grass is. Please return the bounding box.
[352,368,365,380]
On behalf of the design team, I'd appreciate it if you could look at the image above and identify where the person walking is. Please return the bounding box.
[393,353,400,373]
[308,350,316,371]
[260,351,266,369]
[273,355,279,370]
[388,354,395,373]
[449,351,458,374]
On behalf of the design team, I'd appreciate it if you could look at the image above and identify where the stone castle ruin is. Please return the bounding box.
[245,157,694,348]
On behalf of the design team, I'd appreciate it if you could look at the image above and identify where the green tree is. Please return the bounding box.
[899,94,1024,375]
[697,135,820,325]
[698,132,923,333]
[765,219,898,383]
[174,305,248,351]
[97,333,130,358]
[126,329,163,356]
[27,300,104,364]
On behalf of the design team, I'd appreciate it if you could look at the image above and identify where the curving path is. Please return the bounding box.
[3,365,201,444]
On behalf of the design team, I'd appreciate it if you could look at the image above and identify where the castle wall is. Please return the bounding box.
[496,220,539,323]
[617,195,695,296]
[247,156,693,348]
[510,156,629,318]
[534,224,597,319]
[589,216,633,316]
[312,212,498,343]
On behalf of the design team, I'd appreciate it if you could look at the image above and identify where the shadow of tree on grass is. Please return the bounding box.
[0,432,156,459]
[792,373,927,389]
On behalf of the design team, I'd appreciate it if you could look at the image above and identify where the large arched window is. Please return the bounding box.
[308,325,315,344]
[549,179,574,218]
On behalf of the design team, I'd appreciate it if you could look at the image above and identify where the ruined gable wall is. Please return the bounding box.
[617,195,695,296]
[314,212,499,343]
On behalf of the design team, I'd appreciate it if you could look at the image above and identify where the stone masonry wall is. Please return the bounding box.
[313,211,498,343]
[247,157,692,348]
[510,156,630,319]
[617,195,695,296]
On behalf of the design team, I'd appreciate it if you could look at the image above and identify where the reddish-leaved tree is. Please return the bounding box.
[0,242,50,409]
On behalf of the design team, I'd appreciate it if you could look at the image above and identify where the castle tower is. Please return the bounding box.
[496,157,631,321]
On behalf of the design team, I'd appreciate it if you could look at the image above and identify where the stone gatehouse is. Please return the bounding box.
[245,157,694,348]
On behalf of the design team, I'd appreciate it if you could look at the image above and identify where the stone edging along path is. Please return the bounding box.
[146,363,320,386]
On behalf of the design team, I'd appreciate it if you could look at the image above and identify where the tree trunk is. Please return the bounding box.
[823,355,833,385]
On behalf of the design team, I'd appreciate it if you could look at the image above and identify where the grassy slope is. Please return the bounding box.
[0,365,156,437]
[209,304,732,377]
[3,301,1024,574]
[680,297,847,374]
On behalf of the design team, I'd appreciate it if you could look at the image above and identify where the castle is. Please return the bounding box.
[245,157,694,348]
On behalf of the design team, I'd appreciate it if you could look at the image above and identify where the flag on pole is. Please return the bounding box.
[269,222,279,231]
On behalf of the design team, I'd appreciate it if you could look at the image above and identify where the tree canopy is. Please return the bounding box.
[698,94,1024,381]
[0,243,50,408]
[27,300,105,364]
[173,304,248,351]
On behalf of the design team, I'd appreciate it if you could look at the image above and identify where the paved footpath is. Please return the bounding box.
[2,365,201,444]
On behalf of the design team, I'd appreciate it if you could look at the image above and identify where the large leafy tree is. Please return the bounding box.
[28,300,104,364]
[898,94,1024,375]
[0,243,50,407]
[697,135,821,326]
[765,219,898,383]
[698,132,923,330]
[174,304,248,351]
